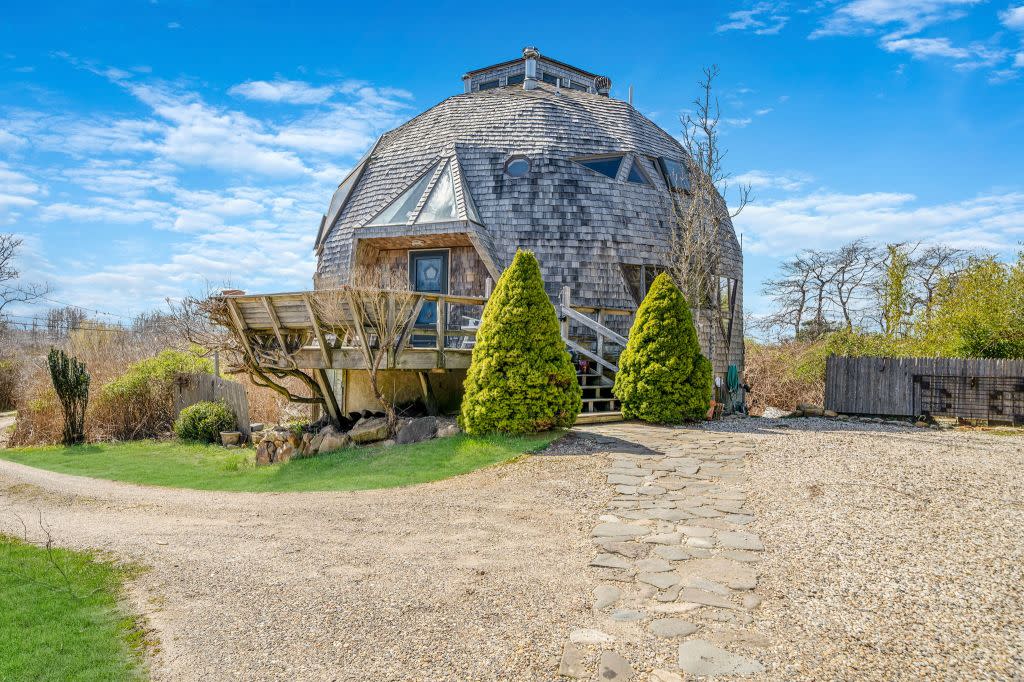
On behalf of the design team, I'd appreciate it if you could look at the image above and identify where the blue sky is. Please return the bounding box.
[1,0,1022,325]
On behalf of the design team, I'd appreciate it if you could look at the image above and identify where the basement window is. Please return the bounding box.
[576,155,623,179]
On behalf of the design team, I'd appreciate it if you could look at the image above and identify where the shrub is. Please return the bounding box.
[0,357,19,412]
[94,349,212,440]
[614,273,712,423]
[173,401,236,443]
[743,339,827,414]
[47,348,90,445]
[460,250,581,434]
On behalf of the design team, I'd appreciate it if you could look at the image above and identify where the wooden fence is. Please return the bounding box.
[172,373,251,438]
[825,356,1024,423]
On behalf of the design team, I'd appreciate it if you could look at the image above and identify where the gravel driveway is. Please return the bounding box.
[732,418,1024,680]
[3,420,1022,681]
[0,451,606,681]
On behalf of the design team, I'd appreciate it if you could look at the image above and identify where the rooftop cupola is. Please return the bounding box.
[461,47,611,96]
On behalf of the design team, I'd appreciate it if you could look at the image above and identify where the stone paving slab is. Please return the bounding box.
[560,422,768,680]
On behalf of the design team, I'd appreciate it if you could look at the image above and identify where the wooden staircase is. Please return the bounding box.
[557,287,631,424]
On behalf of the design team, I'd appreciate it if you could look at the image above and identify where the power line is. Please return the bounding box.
[0,285,131,320]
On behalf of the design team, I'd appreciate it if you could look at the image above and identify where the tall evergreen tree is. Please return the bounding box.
[614,273,712,423]
[47,347,90,445]
[460,250,581,434]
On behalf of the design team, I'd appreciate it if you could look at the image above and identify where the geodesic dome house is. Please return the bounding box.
[223,47,744,421]
[313,47,743,379]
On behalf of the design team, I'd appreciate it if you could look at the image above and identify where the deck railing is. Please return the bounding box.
[217,286,634,374]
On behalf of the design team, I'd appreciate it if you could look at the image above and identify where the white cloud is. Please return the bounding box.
[755,107,774,115]
[0,129,26,147]
[229,79,335,105]
[736,188,1024,255]
[734,170,813,191]
[813,0,983,38]
[718,2,790,35]
[1001,5,1024,30]
[167,22,181,29]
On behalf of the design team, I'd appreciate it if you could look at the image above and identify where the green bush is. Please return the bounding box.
[460,250,582,434]
[173,401,236,443]
[95,349,213,440]
[614,273,712,423]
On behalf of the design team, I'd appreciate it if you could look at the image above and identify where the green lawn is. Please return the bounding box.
[0,535,146,682]
[0,432,561,492]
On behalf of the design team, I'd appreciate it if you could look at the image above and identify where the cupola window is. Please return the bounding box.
[479,79,499,91]
[541,72,560,86]
[506,73,524,86]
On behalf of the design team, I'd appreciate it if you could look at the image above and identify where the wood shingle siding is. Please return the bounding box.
[316,67,743,374]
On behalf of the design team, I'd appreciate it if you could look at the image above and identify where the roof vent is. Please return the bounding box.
[523,46,539,90]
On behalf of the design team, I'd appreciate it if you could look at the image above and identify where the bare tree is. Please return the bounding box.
[669,66,751,368]
[825,239,878,331]
[0,234,50,319]
[170,291,332,416]
[315,266,419,435]
[909,244,966,320]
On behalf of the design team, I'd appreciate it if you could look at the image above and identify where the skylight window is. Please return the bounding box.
[578,156,623,179]
[369,165,437,226]
[416,163,457,223]
[626,159,650,185]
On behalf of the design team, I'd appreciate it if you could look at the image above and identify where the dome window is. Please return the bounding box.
[505,156,531,178]
[626,158,651,185]
[575,155,624,180]
[657,157,691,193]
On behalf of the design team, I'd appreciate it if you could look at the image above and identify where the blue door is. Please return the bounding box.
[410,250,448,344]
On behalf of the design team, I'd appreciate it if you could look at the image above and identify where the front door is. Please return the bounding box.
[410,250,449,345]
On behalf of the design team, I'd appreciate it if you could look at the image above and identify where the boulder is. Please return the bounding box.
[255,441,273,465]
[436,420,461,438]
[318,432,351,454]
[309,426,336,453]
[287,431,301,448]
[349,417,390,444]
[250,423,265,432]
[396,416,438,444]
[276,442,295,463]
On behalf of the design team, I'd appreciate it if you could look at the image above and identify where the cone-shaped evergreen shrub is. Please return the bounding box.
[460,250,582,434]
[614,273,712,423]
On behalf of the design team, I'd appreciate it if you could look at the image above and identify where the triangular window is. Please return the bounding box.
[626,159,650,185]
[369,164,437,226]
[578,156,623,179]
[416,162,457,223]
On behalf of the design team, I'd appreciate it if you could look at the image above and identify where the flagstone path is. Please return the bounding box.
[563,423,768,680]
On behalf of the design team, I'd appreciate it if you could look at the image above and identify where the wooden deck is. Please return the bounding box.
[219,287,633,375]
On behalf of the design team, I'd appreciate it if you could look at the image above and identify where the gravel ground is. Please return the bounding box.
[0,451,606,681]
[713,417,1024,680]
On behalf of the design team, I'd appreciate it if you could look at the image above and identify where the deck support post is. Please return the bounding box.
[313,368,342,426]
[435,297,447,369]
[559,286,571,341]
[417,371,439,416]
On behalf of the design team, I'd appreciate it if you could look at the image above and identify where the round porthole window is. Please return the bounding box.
[505,157,530,177]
